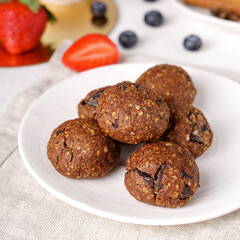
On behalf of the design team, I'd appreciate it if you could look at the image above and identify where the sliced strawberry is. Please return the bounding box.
[62,34,119,72]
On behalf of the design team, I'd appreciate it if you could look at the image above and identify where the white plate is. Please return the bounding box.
[171,0,240,29]
[19,63,240,225]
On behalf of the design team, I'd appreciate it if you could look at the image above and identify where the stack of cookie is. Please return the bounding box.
[47,64,213,208]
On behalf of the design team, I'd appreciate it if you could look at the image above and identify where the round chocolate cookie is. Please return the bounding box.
[125,141,200,208]
[78,87,107,120]
[96,81,170,144]
[136,64,196,104]
[47,118,120,179]
[161,102,213,158]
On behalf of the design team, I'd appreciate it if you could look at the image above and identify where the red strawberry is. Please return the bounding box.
[62,34,119,72]
[0,0,48,55]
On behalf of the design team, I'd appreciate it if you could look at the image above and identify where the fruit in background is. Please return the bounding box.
[91,1,107,17]
[62,34,119,72]
[119,31,138,49]
[0,43,51,67]
[144,10,164,27]
[0,0,55,55]
[184,35,202,51]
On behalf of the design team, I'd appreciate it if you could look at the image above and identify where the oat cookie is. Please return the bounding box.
[125,141,200,208]
[96,81,170,144]
[162,102,213,158]
[136,64,196,104]
[78,87,107,120]
[47,118,120,178]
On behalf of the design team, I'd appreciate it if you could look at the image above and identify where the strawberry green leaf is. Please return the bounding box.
[41,5,57,23]
[19,0,39,13]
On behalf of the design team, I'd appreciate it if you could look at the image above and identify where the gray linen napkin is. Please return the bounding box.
[0,40,240,240]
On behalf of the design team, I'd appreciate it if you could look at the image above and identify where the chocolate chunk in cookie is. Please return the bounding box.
[47,118,120,179]
[78,87,108,120]
[124,141,200,208]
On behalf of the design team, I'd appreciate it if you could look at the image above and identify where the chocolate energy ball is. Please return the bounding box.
[125,141,200,208]
[96,81,170,144]
[162,102,213,158]
[47,118,120,179]
[78,87,107,120]
[136,64,196,104]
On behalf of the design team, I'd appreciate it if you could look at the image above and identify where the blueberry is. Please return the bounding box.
[183,35,202,51]
[91,1,107,17]
[144,10,164,27]
[119,31,138,49]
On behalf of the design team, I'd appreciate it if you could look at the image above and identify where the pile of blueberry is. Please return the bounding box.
[91,1,202,51]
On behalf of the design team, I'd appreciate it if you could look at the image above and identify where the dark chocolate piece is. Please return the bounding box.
[181,184,191,199]
[155,163,166,191]
[113,119,119,128]
[133,168,153,185]
[86,89,105,107]
[56,128,65,136]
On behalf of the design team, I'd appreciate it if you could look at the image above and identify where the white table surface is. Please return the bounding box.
[0,0,240,116]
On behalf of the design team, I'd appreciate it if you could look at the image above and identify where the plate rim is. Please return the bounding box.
[171,0,240,29]
[18,62,240,226]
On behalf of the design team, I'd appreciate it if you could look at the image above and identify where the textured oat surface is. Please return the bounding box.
[47,118,120,179]
[78,87,108,120]
[161,102,213,158]
[125,141,200,208]
[136,64,196,104]
[96,81,170,144]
